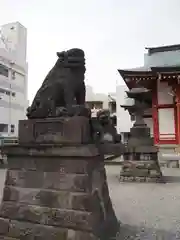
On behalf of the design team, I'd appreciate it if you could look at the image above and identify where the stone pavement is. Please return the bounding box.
[1,167,180,239]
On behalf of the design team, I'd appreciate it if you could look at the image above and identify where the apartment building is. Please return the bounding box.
[0,22,28,138]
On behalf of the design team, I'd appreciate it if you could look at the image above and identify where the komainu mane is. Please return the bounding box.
[27,48,86,119]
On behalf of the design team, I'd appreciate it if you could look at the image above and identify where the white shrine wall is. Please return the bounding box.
[157,80,174,105]
[157,79,176,142]
[158,108,175,140]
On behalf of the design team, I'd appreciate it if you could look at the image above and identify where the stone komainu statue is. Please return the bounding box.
[27,48,86,119]
[94,109,121,143]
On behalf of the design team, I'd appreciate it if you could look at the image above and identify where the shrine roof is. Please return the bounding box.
[118,66,180,76]
[118,68,156,89]
[145,44,180,55]
[151,66,180,73]
[118,66,150,74]
[118,68,156,80]
[118,65,180,89]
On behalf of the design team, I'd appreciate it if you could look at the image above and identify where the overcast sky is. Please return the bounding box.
[1,0,180,101]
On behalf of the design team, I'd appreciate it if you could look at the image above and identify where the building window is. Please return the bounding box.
[0,124,8,133]
[0,88,16,97]
[94,101,103,109]
[86,101,103,109]
[0,88,5,94]
[12,71,16,80]
[0,64,8,77]
[10,124,15,133]
[111,115,117,126]
[109,101,116,113]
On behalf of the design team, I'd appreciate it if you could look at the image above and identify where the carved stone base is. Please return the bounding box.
[120,150,165,183]
[0,144,120,240]
[18,116,91,145]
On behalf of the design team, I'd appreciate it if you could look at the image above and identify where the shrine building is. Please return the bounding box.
[118,44,180,155]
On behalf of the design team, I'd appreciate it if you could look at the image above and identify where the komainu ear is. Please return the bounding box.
[56,51,66,58]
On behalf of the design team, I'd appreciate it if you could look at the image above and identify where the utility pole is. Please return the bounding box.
[8,59,15,137]
[8,64,12,137]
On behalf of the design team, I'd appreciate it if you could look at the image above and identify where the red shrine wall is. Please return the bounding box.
[152,78,177,144]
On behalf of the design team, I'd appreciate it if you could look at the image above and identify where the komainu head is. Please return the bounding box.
[56,48,85,70]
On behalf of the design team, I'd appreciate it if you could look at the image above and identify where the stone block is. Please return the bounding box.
[0,227,97,240]
[120,171,134,177]
[3,186,70,209]
[149,170,161,177]
[7,156,91,173]
[3,145,99,158]
[125,146,158,153]
[168,160,179,168]
[0,202,94,231]
[0,217,9,235]
[67,229,97,240]
[99,143,124,156]
[18,116,91,144]
[131,169,149,177]
[3,187,91,211]
[134,161,157,170]
[130,127,150,138]
[5,170,45,189]
[146,162,158,170]
[5,170,89,192]
[43,172,89,192]
[8,220,67,240]
[0,237,19,240]
[71,193,92,211]
[123,162,133,168]
[128,137,153,147]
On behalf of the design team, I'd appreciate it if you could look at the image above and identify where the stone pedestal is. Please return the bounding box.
[120,122,164,183]
[0,117,120,240]
[120,146,163,182]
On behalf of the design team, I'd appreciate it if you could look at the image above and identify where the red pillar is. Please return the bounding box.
[174,84,180,144]
[152,79,159,144]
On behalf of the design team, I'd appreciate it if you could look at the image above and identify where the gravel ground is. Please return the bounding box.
[106,166,180,239]
[1,167,180,239]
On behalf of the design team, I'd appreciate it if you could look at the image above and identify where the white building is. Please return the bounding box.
[85,85,132,141]
[116,85,133,133]
[0,22,28,138]
[86,85,115,116]
[86,85,109,108]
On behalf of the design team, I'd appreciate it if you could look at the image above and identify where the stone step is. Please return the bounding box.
[0,202,94,231]
[0,218,96,240]
[2,186,91,211]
